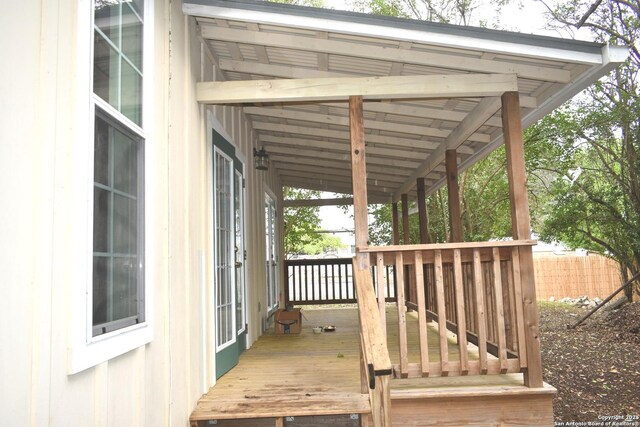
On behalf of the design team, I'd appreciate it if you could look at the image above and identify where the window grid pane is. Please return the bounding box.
[93,0,143,126]
[92,111,144,337]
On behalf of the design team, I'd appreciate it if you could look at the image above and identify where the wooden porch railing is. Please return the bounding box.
[360,240,536,380]
[285,258,397,305]
[352,259,392,427]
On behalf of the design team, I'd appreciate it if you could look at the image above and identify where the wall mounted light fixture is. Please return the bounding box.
[253,147,269,171]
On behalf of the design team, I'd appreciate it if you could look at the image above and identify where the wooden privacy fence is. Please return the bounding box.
[285,258,397,305]
[533,254,622,299]
[361,240,536,380]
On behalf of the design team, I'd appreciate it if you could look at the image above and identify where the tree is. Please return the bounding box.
[268,0,326,7]
[303,234,347,255]
[534,0,640,299]
[283,188,323,258]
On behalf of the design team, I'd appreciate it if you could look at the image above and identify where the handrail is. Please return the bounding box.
[353,258,392,427]
[362,242,536,382]
[353,260,393,377]
[358,239,537,253]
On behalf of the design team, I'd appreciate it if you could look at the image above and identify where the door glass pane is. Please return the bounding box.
[215,150,235,349]
[265,195,278,311]
[235,170,245,334]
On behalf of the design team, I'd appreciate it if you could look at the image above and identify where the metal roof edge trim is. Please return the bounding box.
[184,0,607,64]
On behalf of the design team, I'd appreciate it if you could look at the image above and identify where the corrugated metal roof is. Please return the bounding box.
[184,0,628,202]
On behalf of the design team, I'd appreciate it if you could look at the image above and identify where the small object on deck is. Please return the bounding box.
[275,308,302,334]
[312,326,322,334]
[324,325,336,332]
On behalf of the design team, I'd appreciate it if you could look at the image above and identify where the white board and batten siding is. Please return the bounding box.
[0,1,278,426]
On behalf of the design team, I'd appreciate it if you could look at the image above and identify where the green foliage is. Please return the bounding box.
[535,1,640,296]
[267,0,326,7]
[302,234,347,255]
[352,0,411,17]
[283,188,323,257]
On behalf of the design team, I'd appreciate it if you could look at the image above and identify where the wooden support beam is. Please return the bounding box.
[197,73,519,104]
[401,194,411,245]
[416,178,430,244]
[283,197,354,207]
[350,96,369,271]
[401,193,416,312]
[217,59,537,109]
[393,97,502,201]
[392,202,400,245]
[446,149,463,243]
[502,91,543,388]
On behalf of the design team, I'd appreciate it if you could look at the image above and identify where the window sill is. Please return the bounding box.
[68,322,152,375]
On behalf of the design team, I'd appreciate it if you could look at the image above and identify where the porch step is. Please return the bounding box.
[388,375,556,427]
[190,391,370,422]
[191,413,364,427]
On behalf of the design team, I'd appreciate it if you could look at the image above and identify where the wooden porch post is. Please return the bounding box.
[446,149,463,243]
[502,91,544,388]
[392,202,400,245]
[350,96,369,269]
[401,194,416,308]
[350,95,392,427]
[416,178,430,244]
[401,193,410,245]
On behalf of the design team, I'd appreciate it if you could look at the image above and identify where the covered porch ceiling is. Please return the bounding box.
[184,0,627,203]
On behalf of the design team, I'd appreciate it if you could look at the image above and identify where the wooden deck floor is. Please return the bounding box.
[190,307,541,424]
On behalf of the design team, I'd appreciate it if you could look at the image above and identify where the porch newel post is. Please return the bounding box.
[392,202,400,245]
[502,91,544,388]
[416,178,430,244]
[446,149,463,243]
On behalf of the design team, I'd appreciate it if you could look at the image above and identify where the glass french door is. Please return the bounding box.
[213,136,246,379]
[265,194,278,312]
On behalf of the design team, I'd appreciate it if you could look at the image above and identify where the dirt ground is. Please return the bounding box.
[539,300,640,424]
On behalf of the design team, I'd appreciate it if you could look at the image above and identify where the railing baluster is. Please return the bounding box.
[395,252,409,378]
[337,263,343,301]
[473,249,488,374]
[453,249,468,375]
[511,247,528,369]
[414,250,429,377]
[434,250,449,376]
[376,253,387,337]
[492,247,508,373]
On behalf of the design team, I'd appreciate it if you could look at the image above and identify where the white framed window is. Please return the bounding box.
[70,0,153,374]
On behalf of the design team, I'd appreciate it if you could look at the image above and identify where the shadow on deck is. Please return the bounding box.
[190,307,554,427]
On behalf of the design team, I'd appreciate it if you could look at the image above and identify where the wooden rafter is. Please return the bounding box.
[245,106,491,142]
[199,25,572,83]
[393,96,502,200]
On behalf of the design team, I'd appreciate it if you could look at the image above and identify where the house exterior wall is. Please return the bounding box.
[0,1,280,426]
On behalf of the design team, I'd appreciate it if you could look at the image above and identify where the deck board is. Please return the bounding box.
[191,307,529,423]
